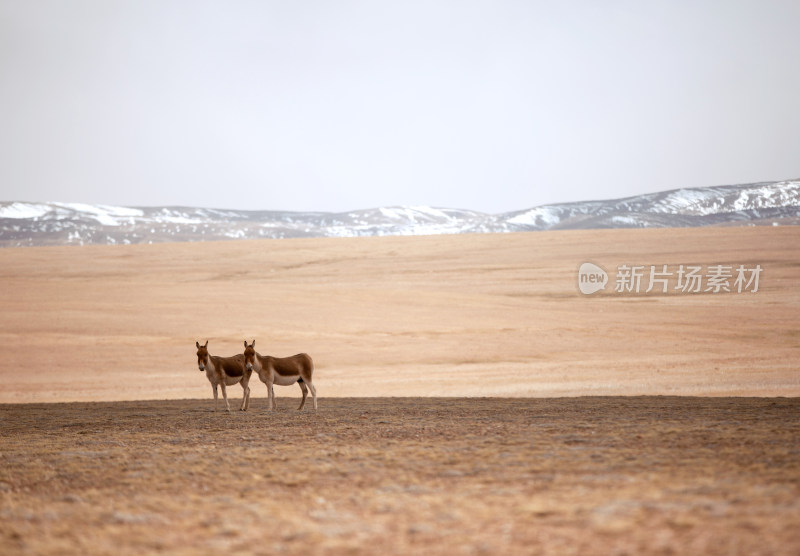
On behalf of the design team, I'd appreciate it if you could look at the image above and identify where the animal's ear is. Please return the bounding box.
[252,339,255,347]
[244,340,247,348]
[196,341,200,349]
[204,340,208,348]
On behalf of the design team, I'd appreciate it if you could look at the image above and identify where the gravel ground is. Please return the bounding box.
[1,396,799,555]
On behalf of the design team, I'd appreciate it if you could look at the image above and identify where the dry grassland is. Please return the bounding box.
[0,227,797,401]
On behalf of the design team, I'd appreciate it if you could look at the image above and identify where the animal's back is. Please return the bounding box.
[271,353,313,377]
[217,353,246,378]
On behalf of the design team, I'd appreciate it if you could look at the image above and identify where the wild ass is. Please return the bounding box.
[243,340,317,411]
[195,341,252,412]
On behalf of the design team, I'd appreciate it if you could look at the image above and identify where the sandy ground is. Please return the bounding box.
[0,227,797,401]
[1,397,798,555]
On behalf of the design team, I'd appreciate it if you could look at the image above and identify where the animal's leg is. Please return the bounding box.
[241,381,250,411]
[212,384,218,412]
[269,384,276,411]
[265,382,274,411]
[239,380,250,411]
[298,381,308,410]
[308,381,317,410]
[220,382,231,412]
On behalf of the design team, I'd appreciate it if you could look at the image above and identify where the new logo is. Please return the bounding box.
[578,262,608,295]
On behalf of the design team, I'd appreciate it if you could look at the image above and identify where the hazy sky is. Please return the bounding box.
[1,1,799,213]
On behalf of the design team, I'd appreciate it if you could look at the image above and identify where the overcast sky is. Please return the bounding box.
[1,1,799,213]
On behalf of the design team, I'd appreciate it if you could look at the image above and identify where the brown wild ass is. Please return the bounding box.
[243,340,317,411]
[195,341,252,412]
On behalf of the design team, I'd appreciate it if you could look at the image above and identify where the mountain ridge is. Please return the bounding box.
[1,179,798,247]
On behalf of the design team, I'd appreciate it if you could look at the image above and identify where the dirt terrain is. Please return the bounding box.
[0,228,797,553]
[1,397,798,555]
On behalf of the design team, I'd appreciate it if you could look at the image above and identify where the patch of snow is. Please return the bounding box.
[51,203,144,226]
[0,202,51,219]
[655,189,718,215]
[156,215,202,224]
[733,182,800,211]
[379,207,409,220]
[507,207,561,227]
[610,216,641,226]
[408,206,453,220]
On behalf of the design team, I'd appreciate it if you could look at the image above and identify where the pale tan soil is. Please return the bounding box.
[0,227,798,402]
[1,397,798,555]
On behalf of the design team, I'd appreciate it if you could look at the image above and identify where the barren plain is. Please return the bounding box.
[2,397,799,555]
[1,227,799,554]
[0,227,797,401]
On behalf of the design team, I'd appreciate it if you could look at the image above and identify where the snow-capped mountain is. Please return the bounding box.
[1,179,798,247]
[504,179,800,230]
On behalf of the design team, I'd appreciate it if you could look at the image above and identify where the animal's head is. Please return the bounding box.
[196,340,209,371]
[243,340,256,371]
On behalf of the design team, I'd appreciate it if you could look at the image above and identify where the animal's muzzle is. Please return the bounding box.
[245,363,253,371]
[198,365,205,372]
